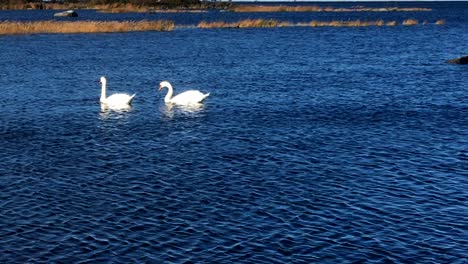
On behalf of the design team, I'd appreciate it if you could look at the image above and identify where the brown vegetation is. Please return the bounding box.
[96,4,150,13]
[149,9,207,13]
[0,0,230,10]
[0,20,175,35]
[0,2,212,12]
[402,19,418,26]
[198,19,292,29]
[198,19,444,29]
[0,18,446,35]
[229,5,431,13]
[307,20,387,27]
[95,3,209,13]
[0,2,87,10]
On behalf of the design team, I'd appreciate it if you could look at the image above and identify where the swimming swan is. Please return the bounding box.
[100,76,136,109]
[159,81,210,105]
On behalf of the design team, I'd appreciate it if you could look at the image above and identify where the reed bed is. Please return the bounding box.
[94,3,208,13]
[198,19,292,28]
[0,2,212,12]
[0,3,84,10]
[0,18,445,35]
[96,4,149,13]
[402,19,418,26]
[230,5,431,13]
[149,9,208,13]
[306,20,387,27]
[0,20,175,35]
[198,19,444,29]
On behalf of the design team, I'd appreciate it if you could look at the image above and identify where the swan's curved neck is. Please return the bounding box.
[164,83,174,103]
[100,79,107,103]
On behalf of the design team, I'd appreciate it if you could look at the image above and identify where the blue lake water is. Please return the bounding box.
[1,1,467,263]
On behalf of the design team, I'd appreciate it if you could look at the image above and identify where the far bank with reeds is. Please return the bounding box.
[0,1,231,11]
[198,19,446,29]
[229,5,432,13]
[0,20,175,35]
[1,2,431,13]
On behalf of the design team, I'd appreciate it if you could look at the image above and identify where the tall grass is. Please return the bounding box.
[0,2,89,10]
[307,20,387,27]
[96,4,149,13]
[0,20,175,35]
[198,19,443,29]
[0,18,445,35]
[0,0,219,13]
[94,3,208,13]
[230,5,431,12]
[198,19,292,28]
[402,19,418,26]
[0,2,432,12]
[149,9,207,13]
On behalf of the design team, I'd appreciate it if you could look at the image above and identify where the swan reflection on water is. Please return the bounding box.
[99,104,133,120]
[161,102,206,119]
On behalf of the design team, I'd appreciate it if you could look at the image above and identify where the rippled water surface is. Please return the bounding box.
[1,2,467,263]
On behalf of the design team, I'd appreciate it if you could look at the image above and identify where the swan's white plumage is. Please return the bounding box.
[100,76,135,109]
[159,81,209,105]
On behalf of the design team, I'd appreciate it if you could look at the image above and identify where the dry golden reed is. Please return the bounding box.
[95,3,207,13]
[198,19,442,29]
[0,2,85,10]
[96,4,149,13]
[0,20,175,35]
[198,19,292,29]
[402,19,418,26]
[230,5,431,13]
[309,20,387,27]
[0,18,445,35]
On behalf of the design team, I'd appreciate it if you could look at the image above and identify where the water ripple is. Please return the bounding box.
[1,6,468,263]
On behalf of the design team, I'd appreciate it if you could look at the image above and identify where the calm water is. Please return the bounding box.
[1,2,467,263]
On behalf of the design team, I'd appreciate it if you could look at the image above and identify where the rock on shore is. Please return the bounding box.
[447,55,468,64]
[54,10,78,17]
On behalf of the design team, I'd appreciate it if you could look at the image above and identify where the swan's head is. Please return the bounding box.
[159,81,171,91]
[100,76,106,84]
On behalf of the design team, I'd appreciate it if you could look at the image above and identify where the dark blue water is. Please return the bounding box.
[1,2,467,263]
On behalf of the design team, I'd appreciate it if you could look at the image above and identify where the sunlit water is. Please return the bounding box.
[1,2,467,263]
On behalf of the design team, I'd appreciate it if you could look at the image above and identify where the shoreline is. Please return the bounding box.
[0,3,431,12]
[0,19,445,35]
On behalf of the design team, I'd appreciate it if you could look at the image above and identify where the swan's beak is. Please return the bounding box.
[158,85,163,91]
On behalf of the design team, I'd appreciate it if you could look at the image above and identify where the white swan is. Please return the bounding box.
[100,76,136,109]
[159,81,210,105]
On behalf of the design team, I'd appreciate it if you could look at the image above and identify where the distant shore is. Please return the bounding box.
[1,2,228,11]
[230,5,431,12]
[0,1,441,35]
[0,3,431,13]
